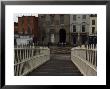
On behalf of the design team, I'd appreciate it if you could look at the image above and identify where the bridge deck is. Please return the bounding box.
[27,54,83,76]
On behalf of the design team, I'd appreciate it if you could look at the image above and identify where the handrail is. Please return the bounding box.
[14,45,50,76]
[71,44,97,76]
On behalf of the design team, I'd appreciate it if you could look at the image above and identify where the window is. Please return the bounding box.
[50,15,54,24]
[60,15,64,24]
[82,15,86,19]
[27,17,30,34]
[55,20,59,25]
[22,28,24,34]
[27,17,30,24]
[82,25,85,32]
[21,17,24,34]
[73,15,76,20]
[92,20,95,25]
[27,25,31,34]
[92,27,95,34]
[22,17,24,24]
[73,25,76,32]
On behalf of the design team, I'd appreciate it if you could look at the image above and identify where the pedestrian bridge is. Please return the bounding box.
[14,44,97,76]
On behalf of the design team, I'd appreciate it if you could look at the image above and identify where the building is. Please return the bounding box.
[70,14,90,46]
[18,16,39,39]
[14,22,18,34]
[14,14,97,46]
[89,14,97,44]
[14,22,18,45]
[14,16,39,45]
[38,14,70,46]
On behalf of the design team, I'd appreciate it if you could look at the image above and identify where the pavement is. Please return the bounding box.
[27,54,83,76]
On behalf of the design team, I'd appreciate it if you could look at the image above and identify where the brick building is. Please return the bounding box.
[18,16,39,38]
[14,16,39,45]
[14,22,18,34]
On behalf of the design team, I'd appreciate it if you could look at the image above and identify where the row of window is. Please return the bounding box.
[21,17,31,23]
[73,25,95,34]
[73,15,96,25]
[73,15,86,20]
[73,25,85,32]
[20,27,31,33]
[50,15,64,24]
[50,16,96,25]
[21,17,31,33]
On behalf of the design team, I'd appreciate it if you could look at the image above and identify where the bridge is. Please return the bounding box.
[14,44,97,76]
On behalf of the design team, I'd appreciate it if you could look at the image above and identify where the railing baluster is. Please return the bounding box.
[94,50,96,66]
[14,45,18,76]
[14,44,50,76]
[16,46,19,76]
[20,44,23,75]
[25,44,26,60]
[27,45,28,58]
[14,49,17,76]
[72,44,97,67]
[29,45,31,57]
[19,45,21,75]
[91,51,93,65]
[95,50,96,67]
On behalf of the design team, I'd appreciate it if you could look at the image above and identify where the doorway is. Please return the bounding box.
[59,29,66,43]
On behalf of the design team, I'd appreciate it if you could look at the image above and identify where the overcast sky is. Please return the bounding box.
[14,13,38,22]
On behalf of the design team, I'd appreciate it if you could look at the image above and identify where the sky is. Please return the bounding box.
[14,13,38,22]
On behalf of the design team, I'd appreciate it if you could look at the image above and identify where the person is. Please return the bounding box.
[14,38,17,46]
[94,37,97,48]
[47,42,50,48]
[85,41,88,48]
[33,36,37,45]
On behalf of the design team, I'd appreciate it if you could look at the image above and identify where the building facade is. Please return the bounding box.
[14,14,97,46]
[14,16,39,45]
[18,16,39,39]
[70,14,90,46]
[89,14,97,44]
[38,14,70,46]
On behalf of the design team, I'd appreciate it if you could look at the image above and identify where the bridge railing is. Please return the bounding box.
[14,44,50,76]
[71,44,97,76]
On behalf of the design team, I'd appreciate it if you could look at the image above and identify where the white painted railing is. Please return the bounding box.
[14,44,50,76]
[71,44,97,76]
